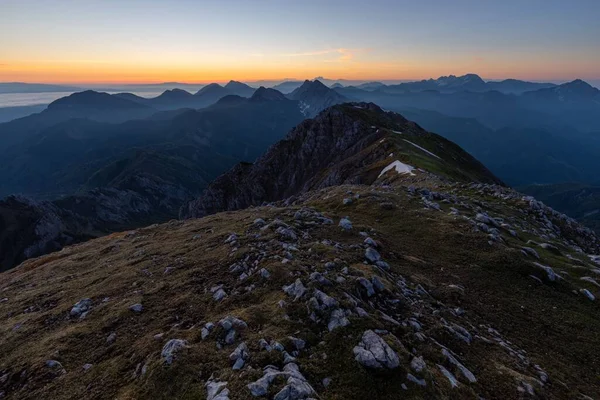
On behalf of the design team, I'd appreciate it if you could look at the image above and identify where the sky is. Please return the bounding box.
[1,0,599,84]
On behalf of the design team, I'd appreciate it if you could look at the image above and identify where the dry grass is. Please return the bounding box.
[1,184,599,399]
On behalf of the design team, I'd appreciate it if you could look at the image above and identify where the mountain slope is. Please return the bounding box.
[182,103,501,218]
[1,132,599,399]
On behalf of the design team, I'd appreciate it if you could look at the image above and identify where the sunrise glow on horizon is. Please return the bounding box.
[2,0,599,84]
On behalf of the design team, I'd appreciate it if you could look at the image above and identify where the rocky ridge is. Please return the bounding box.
[182,102,501,219]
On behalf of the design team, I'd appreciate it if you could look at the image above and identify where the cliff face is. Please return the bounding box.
[181,102,501,219]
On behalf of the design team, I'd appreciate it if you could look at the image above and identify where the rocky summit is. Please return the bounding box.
[1,104,600,400]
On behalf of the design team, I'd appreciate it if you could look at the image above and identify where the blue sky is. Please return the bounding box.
[1,0,599,83]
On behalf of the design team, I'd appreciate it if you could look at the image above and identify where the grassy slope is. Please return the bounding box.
[1,180,599,399]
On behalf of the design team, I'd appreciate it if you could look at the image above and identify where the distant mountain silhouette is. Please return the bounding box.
[382,74,488,93]
[523,79,600,102]
[356,81,386,91]
[0,82,81,94]
[487,79,556,94]
[272,80,304,94]
[288,80,348,116]
[250,87,289,102]
[224,80,255,97]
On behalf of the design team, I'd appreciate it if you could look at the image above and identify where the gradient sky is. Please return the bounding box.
[1,0,599,84]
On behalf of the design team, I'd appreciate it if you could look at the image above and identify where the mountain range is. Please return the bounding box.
[1,101,599,399]
[1,75,600,272]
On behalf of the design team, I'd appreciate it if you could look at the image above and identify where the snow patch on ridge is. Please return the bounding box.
[403,139,441,159]
[378,160,415,178]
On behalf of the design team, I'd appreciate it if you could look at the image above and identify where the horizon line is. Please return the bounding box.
[3,75,599,87]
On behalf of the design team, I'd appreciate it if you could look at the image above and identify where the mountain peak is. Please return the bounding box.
[195,83,225,96]
[224,80,255,97]
[225,80,249,89]
[249,86,287,102]
[288,80,347,117]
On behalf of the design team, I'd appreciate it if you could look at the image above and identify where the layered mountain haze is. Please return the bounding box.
[0,84,359,271]
[1,101,600,399]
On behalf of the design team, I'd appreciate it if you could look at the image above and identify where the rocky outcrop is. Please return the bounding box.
[0,173,194,271]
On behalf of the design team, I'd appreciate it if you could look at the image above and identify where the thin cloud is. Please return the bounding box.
[284,49,341,57]
[282,48,361,63]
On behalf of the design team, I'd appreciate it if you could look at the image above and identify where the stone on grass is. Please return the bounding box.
[365,247,381,263]
[356,277,375,297]
[161,339,188,364]
[353,330,400,369]
[407,373,426,386]
[410,356,427,373]
[70,298,92,319]
[339,217,353,231]
[213,288,227,302]
[129,303,143,313]
[206,379,230,400]
[283,279,307,301]
[437,365,459,388]
[328,309,350,331]
[106,332,117,344]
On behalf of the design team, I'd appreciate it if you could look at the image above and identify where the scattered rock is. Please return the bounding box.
[283,279,307,301]
[206,379,230,400]
[356,277,375,297]
[70,298,92,319]
[353,330,400,369]
[328,308,350,331]
[202,322,215,340]
[365,247,381,263]
[410,356,427,373]
[339,217,353,230]
[106,332,117,344]
[129,303,143,313]
[580,288,595,301]
[161,339,188,364]
[213,288,227,302]
[437,364,459,388]
[407,373,426,387]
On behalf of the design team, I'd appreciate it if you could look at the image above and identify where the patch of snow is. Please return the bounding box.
[403,139,441,159]
[298,101,310,116]
[378,160,415,178]
[392,130,403,134]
